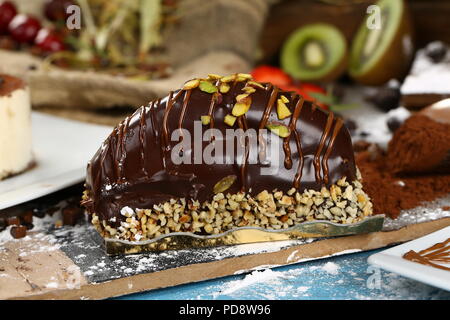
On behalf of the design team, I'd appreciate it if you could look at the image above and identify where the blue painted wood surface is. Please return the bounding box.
[115,249,450,300]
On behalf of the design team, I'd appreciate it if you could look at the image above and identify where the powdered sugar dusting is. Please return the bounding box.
[286,248,362,265]
[338,87,395,149]
[183,251,450,300]
[45,282,59,289]
[218,269,281,297]
[321,262,339,275]
[0,226,14,244]
[401,42,450,95]
[383,196,450,231]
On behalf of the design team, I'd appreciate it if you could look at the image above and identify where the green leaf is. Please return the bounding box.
[308,91,336,105]
[329,103,360,111]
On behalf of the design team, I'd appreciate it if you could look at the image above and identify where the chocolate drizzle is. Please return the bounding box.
[237,115,250,192]
[139,106,148,177]
[403,238,450,271]
[178,89,192,140]
[258,85,278,162]
[84,77,356,226]
[314,112,334,184]
[259,85,278,130]
[290,97,305,188]
[322,118,344,185]
[162,91,175,152]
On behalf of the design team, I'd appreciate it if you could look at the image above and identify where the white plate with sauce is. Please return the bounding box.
[0,112,112,210]
[368,226,450,292]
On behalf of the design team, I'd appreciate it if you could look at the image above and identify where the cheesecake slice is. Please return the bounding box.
[0,74,33,180]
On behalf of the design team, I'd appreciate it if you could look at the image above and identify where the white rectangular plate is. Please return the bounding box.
[0,112,112,210]
[368,226,450,291]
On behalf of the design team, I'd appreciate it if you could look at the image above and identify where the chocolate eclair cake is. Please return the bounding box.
[82,74,373,242]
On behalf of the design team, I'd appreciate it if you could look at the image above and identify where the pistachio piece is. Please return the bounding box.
[237,73,253,81]
[201,115,211,125]
[236,93,249,102]
[213,175,237,194]
[266,122,291,138]
[280,95,289,103]
[219,83,230,93]
[221,75,236,83]
[248,81,265,89]
[232,96,252,117]
[224,114,237,126]
[183,79,200,90]
[243,86,256,94]
[238,73,253,80]
[199,80,218,93]
[277,98,292,120]
[207,74,222,80]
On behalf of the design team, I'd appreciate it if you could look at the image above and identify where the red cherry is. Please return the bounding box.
[35,28,65,52]
[0,1,17,34]
[251,65,292,88]
[44,0,74,22]
[300,83,326,95]
[8,14,41,43]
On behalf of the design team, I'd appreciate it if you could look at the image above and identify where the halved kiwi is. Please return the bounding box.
[280,23,348,82]
[349,0,414,85]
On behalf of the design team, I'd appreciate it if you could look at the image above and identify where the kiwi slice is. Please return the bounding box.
[280,23,347,82]
[349,0,414,85]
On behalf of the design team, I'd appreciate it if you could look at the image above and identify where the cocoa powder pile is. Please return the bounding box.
[386,115,450,174]
[355,143,450,219]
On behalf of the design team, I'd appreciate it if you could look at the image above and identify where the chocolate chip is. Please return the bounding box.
[62,206,83,226]
[344,118,357,133]
[32,207,46,218]
[425,42,447,63]
[0,217,6,231]
[365,86,401,112]
[359,131,370,137]
[47,207,59,216]
[386,116,403,132]
[28,64,38,71]
[6,216,21,226]
[0,77,4,86]
[21,210,33,224]
[10,225,27,239]
[23,223,34,230]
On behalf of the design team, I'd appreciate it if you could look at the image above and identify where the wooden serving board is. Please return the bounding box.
[1,213,449,300]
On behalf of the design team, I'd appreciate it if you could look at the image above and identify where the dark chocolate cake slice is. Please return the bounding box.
[82,74,373,242]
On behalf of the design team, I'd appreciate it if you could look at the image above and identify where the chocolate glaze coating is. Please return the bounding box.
[83,80,357,226]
